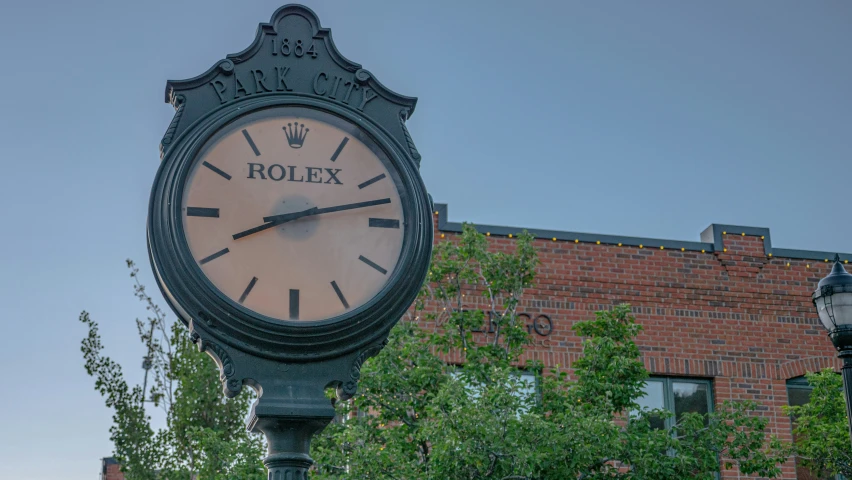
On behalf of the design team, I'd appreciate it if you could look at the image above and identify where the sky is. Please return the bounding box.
[0,1,850,479]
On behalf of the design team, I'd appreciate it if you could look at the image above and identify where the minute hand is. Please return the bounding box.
[262,198,391,223]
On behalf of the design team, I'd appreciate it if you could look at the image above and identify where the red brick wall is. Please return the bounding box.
[431,205,845,480]
[101,458,124,480]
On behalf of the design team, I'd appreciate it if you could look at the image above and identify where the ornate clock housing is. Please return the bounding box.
[148,6,431,364]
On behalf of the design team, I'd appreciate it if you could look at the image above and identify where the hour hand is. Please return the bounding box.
[232,207,319,240]
[262,198,391,222]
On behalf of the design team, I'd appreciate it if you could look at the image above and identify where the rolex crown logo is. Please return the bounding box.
[283,122,309,149]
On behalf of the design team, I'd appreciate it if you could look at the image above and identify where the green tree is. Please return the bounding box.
[80,261,265,480]
[538,306,788,479]
[784,369,852,478]
[312,224,788,479]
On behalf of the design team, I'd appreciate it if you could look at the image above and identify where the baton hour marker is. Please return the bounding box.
[330,281,349,308]
[187,207,219,218]
[239,277,258,304]
[358,255,388,275]
[202,161,232,180]
[199,248,229,265]
[330,137,349,162]
[369,218,399,229]
[289,289,300,320]
[242,129,261,156]
[358,173,386,189]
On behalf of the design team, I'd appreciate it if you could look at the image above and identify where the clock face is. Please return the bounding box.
[181,107,405,322]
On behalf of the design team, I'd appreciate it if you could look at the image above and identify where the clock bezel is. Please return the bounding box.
[149,95,432,361]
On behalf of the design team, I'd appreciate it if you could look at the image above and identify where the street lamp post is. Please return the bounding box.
[812,254,852,447]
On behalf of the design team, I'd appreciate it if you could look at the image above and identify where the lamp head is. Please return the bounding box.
[813,255,852,351]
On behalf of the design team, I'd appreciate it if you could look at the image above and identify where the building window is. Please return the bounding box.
[515,370,538,402]
[635,377,713,430]
[449,368,538,416]
[450,369,538,398]
[786,376,843,480]
[786,376,813,409]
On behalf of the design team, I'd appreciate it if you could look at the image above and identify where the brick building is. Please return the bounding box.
[432,203,849,480]
[99,204,849,480]
[100,457,123,480]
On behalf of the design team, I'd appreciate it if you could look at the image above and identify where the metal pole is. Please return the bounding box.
[840,353,852,449]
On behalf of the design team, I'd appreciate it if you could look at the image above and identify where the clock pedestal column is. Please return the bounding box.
[240,353,349,478]
[246,371,339,479]
[250,414,332,479]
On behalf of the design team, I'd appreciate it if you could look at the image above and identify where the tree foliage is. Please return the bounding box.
[81,229,795,479]
[312,224,788,479]
[79,261,265,480]
[784,369,852,478]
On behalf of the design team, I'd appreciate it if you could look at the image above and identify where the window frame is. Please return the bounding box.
[642,376,714,430]
[786,376,814,408]
[449,366,540,395]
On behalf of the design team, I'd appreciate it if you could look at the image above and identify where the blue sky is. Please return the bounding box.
[0,1,850,479]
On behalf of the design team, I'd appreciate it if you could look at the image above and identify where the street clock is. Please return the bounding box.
[147,5,431,477]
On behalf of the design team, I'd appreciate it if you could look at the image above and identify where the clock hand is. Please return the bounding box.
[232,207,319,240]
[233,198,391,241]
[262,198,391,223]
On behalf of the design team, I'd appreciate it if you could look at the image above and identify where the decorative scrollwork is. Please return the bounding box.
[354,68,372,84]
[197,337,242,397]
[159,94,186,158]
[399,109,421,167]
[218,59,235,74]
[337,339,388,400]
